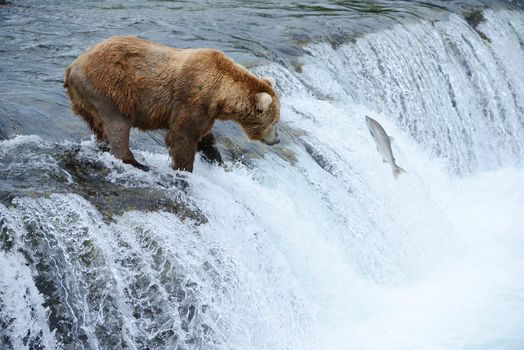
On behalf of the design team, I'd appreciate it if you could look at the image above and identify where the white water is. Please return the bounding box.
[1,7,524,350]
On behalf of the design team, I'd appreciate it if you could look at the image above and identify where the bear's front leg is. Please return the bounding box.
[165,129,199,172]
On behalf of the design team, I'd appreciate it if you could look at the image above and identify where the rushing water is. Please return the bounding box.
[1,1,524,349]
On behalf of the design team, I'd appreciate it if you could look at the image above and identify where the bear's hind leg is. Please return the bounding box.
[94,99,150,172]
[65,78,106,143]
[106,120,149,171]
[197,132,223,165]
[106,121,150,171]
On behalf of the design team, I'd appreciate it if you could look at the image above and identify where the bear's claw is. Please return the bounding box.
[124,159,150,172]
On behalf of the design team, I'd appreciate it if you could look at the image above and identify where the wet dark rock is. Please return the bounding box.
[0,297,47,350]
[31,253,82,346]
[0,0,10,6]
[217,130,297,168]
[329,33,357,49]
[463,8,491,43]
[464,8,485,28]
[276,44,308,58]
[56,146,208,224]
[0,217,15,251]
[0,140,207,224]
[476,31,491,43]
[291,60,303,73]
[218,137,261,168]
[18,210,127,349]
[0,191,16,207]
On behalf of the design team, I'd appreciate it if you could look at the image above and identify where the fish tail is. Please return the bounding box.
[393,165,406,179]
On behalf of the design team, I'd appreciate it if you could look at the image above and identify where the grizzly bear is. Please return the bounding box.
[64,36,280,172]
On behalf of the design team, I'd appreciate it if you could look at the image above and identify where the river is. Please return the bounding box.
[1,1,523,349]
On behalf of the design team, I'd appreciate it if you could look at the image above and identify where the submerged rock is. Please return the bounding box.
[464,8,485,28]
[214,118,298,168]
[0,139,207,224]
[56,146,208,223]
[0,216,15,251]
[463,8,491,43]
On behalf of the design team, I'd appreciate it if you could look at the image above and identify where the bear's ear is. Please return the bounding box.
[255,92,272,112]
[261,76,276,88]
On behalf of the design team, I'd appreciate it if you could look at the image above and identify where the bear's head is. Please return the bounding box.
[241,77,281,145]
[218,75,281,145]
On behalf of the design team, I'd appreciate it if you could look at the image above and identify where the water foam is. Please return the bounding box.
[1,7,524,350]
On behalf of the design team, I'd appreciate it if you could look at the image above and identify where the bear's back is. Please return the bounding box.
[69,36,273,122]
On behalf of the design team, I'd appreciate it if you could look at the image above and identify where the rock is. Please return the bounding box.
[464,8,485,29]
[0,141,207,224]
[463,8,491,43]
[56,146,208,223]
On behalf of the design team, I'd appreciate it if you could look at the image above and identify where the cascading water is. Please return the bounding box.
[296,8,524,174]
[1,2,523,350]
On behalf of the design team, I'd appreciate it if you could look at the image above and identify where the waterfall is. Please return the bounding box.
[294,8,524,174]
[1,6,523,350]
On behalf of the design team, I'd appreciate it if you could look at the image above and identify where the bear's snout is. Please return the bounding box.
[261,125,280,145]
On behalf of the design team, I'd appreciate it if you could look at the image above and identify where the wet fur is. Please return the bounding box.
[64,35,280,171]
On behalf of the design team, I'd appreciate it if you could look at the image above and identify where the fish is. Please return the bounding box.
[365,115,406,179]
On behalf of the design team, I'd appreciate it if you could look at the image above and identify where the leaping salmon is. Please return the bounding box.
[365,115,406,179]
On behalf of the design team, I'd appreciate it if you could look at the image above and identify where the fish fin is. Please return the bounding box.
[389,136,395,143]
[393,165,406,179]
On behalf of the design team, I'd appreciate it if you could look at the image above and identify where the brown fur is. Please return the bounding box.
[64,35,280,172]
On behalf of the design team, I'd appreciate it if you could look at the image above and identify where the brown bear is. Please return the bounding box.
[64,35,280,172]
